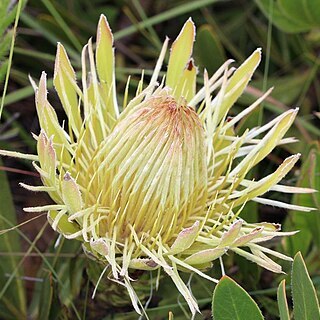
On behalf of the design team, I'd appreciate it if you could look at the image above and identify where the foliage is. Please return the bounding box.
[212,276,264,320]
[211,252,320,320]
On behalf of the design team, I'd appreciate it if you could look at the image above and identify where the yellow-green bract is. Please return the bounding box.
[2,15,315,315]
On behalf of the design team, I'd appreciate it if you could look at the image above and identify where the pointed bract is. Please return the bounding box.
[54,43,82,136]
[166,18,195,95]
[61,172,83,214]
[169,221,201,255]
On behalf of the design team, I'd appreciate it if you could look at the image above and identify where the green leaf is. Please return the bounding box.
[278,0,320,28]
[256,296,279,318]
[277,280,290,320]
[38,272,54,320]
[234,254,261,288]
[284,144,320,255]
[69,255,86,298]
[27,239,82,319]
[291,252,320,320]
[212,276,264,320]
[55,240,84,308]
[255,0,314,33]
[239,73,310,107]
[0,158,26,319]
[195,25,225,75]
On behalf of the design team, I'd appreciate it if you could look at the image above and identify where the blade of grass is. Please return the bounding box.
[41,0,82,51]
[259,0,273,126]
[2,110,36,150]
[82,277,90,320]
[297,59,319,106]
[246,85,319,138]
[0,221,47,302]
[131,0,162,49]
[14,47,55,62]
[122,6,160,57]
[0,158,26,318]
[4,1,219,110]
[19,12,79,61]
[114,0,220,40]
[202,8,246,62]
[0,252,86,257]
[0,215,82,320]
[277,280,290,320]
[0,0,23,119]
[1,66,156,108]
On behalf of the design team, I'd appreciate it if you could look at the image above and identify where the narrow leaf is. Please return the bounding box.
[195,24,225,75]
[277,279,290,320]
[292,252,320,320]
[38,272,53,320]
[0,159,26,318]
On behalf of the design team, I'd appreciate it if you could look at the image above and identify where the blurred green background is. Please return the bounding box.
[0,0,319,319]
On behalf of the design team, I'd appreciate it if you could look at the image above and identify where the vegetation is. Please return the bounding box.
[0,1,319,319]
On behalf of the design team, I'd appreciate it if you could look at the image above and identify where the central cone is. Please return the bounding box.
[87,94,208,241]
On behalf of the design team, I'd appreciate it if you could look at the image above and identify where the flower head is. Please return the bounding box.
[4,16,315,315]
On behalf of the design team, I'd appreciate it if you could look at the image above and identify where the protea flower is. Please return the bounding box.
[2,15,314,315]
